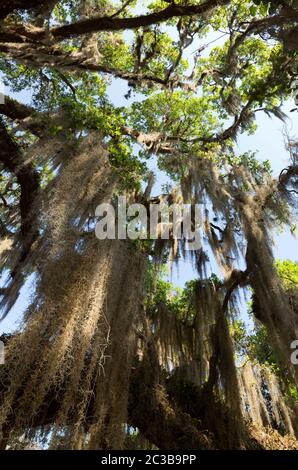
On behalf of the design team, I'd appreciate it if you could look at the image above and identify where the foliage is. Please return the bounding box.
[276,259,298,289]
[0,0,298,451]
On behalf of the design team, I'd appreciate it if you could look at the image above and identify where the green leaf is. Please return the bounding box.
[250,5,258,16]
[259,2,269,16]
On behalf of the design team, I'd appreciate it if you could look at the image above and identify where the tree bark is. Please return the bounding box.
[49,1,231,40]
[0,1,56,20]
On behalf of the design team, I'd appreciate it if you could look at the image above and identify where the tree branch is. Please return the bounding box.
[0,41,194,90]
[48,0,231,41]
[0,0,57,20]
[0,96,35,121]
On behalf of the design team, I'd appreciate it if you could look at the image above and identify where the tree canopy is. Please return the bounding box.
[0,0,298,450]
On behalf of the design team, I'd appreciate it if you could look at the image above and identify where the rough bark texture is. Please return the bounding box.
[0,0,57,20]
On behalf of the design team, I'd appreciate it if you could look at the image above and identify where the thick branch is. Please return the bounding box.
[48,0,230,41]
[0,96,34,121]
[0,42,193,90]
[0,0,57,20]
[122,103,254,152]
